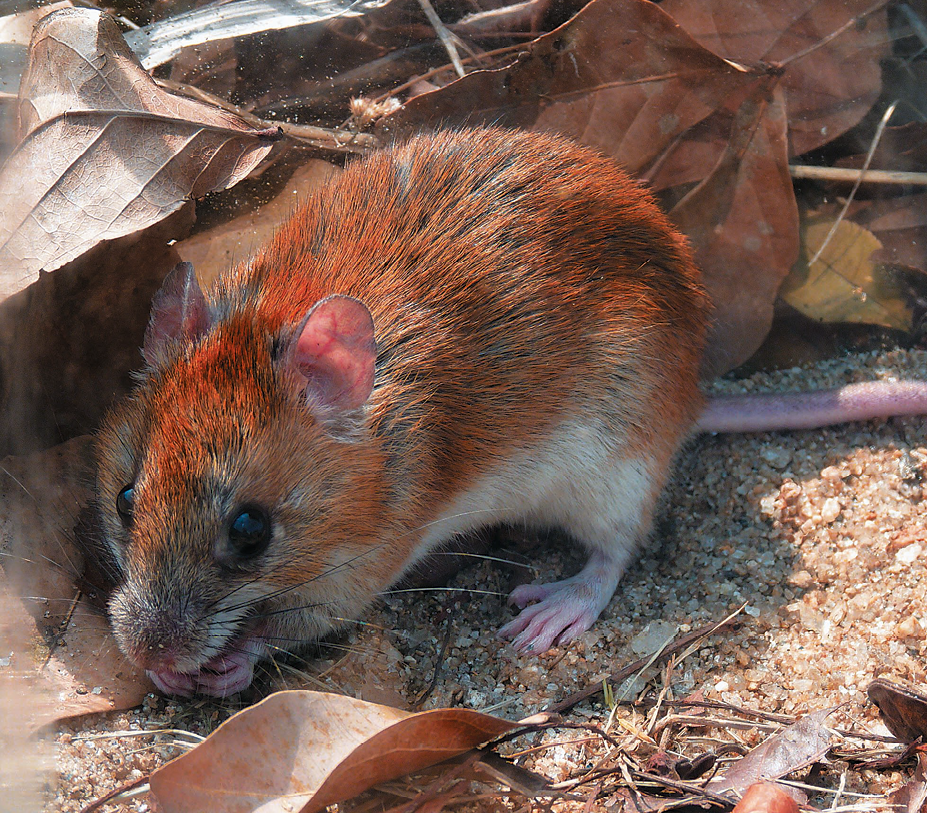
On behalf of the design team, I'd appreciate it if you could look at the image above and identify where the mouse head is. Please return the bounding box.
[96,264,382,691]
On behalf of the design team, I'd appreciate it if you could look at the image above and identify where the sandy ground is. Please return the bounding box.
[41,347,927,811]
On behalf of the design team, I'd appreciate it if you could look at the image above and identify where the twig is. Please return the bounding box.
[380,43,525,100]
[77,775,150,813]
[412,608,455,710]
[650,713,782,739]
[416,0,466,78]
[657,698,796,725]
[156,77,379,154]
[494,720,624,751]
[807,100,897,268]
[545,611,744,715]
[829,763,848,811]
[789,164,927,186]
[631,771,735,806]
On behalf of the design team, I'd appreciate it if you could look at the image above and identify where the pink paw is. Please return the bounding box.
[497,580,602,653]
[146,637,263,698]
[497,550,627,654]
[147,668,197,697]
[194,649,257,697]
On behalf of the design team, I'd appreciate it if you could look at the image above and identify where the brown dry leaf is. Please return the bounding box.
[0,436,149,722]
[379,0,808,376]
[150,690,517,813]
[849,192,927,272]
[868,677,927,742]
[779,214,914,332]
[671,80,798,377]
[889,752,927,813]
[730,782,799,813]
[662,0,889,156]
[378,0,757,176]
[707,707,833,793]
[0,7,276,295]
[176,159,340,289]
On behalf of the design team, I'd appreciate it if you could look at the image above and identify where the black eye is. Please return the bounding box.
[116,485,135,525]
[228,506,271,557]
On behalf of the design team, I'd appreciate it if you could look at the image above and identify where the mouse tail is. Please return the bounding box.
[696,380,927,434]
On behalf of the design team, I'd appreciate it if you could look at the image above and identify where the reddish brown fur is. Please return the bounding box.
[96,127,709,688]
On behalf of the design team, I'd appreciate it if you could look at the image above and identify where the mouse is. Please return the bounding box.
[94,126,927,697]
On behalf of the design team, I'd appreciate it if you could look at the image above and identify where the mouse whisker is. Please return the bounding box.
[200,542,394,620]
[379,586,506,598]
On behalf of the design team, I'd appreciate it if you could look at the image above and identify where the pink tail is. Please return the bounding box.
[696,380,927,434]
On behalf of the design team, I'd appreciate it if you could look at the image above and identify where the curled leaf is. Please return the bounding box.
[0,7,276,295]
[868,678,927,743]
[150,690,517,813]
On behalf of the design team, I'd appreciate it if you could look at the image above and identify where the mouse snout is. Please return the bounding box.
[108,579,210,674]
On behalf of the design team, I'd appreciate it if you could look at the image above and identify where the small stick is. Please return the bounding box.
[545,612,742,715]
[416,0,467,78]
[156,77,379,154]
[77,775,150,813]
[807,100,897,268]
[789,164,927,186]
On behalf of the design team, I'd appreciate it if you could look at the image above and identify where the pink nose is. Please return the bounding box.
[127,642,180,672]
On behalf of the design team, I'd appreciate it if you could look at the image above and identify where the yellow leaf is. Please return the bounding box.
[781,215,912,331]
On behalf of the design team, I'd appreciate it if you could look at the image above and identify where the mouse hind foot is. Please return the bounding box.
[497,547,633,652]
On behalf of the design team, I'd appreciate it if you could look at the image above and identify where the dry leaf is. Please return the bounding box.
[150,690,517,813]
[849,192,927,272]
[707,707,833,793]
[781,215,913,332]
[868,677,927,743]
[378,0,755,177]
[379,0,805,376]
[663,0,889,156]
[0,7,276,295]
[671,80,798,377]
[0,3,75,168]
[889,752,927,813]
[0,437,149,722]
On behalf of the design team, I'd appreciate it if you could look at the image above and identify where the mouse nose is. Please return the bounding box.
[108,581,207,674]
[129,642,180,672]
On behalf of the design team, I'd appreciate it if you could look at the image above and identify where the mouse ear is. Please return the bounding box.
[290,295,376,414]
[143,262,212,363]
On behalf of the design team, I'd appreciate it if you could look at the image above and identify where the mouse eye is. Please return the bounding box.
[228,506,272,558]
[116,485,135,526]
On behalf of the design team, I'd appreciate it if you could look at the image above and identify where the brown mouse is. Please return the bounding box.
[95,126,927,697]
